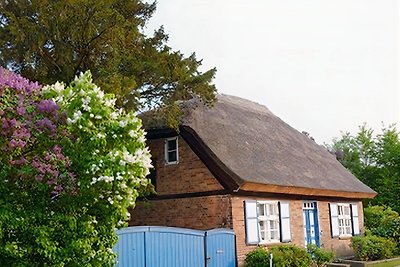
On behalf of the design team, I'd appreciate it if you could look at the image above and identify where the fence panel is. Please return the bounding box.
[114,227,147,267]
[206,229,236,267]
[145,227,205,267]
[114,226,236,267]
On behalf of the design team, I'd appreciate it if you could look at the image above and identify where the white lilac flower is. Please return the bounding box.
[123,151,135,164]
[104,98,116,107]
[72,110,82,122]
[96,133,106,139]
[110,112,118,120]
[42,85,51,93]
[138,134,146,143]
[97,175,114,183]
[128,130,136,137]
[53,81,64,93]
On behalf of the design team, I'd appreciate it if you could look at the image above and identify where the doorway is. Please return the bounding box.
[303,201,320,247]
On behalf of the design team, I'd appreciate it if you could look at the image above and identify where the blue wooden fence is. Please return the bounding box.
[114,226,236,267]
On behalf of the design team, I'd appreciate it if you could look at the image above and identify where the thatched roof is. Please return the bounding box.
[145,94,376,197]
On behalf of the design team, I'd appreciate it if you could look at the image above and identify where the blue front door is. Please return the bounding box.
[303,201,320,247]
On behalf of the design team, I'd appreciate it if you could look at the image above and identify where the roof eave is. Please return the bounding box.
[240,182,377,199]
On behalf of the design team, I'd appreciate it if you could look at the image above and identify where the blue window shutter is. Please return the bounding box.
[351,204,360,236]
[244,200,259,245]
[279,201,291,242]
[329,203,339,237]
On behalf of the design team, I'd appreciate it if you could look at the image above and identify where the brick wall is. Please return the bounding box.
[231,196,365,266]
[147,136,224,195]
[129,195,232,229]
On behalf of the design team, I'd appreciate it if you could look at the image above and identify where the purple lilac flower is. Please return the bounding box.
[37,99,59,114]
[0,67,41,94]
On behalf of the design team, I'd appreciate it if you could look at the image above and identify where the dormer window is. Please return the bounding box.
[165,137,179,164]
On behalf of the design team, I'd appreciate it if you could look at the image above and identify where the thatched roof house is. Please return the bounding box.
[133,94,376,263]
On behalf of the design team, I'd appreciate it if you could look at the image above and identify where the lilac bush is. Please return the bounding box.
[0,68,152,266]
[0,67,74,196]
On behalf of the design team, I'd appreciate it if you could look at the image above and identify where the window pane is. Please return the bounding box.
[271,230,279,240]
[167,139,177,150]
[269,220,278,230]
[346,227,350,234]
[258,204,265,216]
[168,151,177,162]
[259,221,267,241]
[338,206,343,215]
[259,221,266,230]
[344,206,350,215]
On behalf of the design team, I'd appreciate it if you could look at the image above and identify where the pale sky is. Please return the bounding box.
[145,0,400,144]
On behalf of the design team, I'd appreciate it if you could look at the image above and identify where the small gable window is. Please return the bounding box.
[329,203,360,238]
[244,200,291,245]
[165,137,179,164]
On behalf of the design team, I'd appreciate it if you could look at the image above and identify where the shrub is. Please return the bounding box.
[352,235,396,261]
[245,247,270,267]
[364,205,400,254]
[270,245,312,267]
[245,245,316,267]
[307,244,335,266]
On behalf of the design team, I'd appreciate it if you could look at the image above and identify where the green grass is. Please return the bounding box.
[369,258,400,267]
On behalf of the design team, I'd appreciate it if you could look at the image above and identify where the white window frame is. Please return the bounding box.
[329,202,360,238]
[337,203,352,238]
[257,201,281,244]
[165,137,179,165]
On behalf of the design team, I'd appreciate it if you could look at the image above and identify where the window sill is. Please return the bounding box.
[165,161,179,165]
[338,235,352,240]
[258,241,282,246]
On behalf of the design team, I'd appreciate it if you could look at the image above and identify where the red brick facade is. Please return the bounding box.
[130,195,232,229]
[146,137,223,195]
[130,135,366,266]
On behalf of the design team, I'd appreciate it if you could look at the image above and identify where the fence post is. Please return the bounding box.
[269,252,273,267]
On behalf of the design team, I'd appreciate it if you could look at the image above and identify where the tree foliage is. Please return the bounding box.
[0,68,152,266]
[329,125,400,212]
[0,0,217,126]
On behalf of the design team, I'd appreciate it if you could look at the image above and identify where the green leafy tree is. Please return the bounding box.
[0,0,217,126]
[329,125,400,212]
[0,68,152,266]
